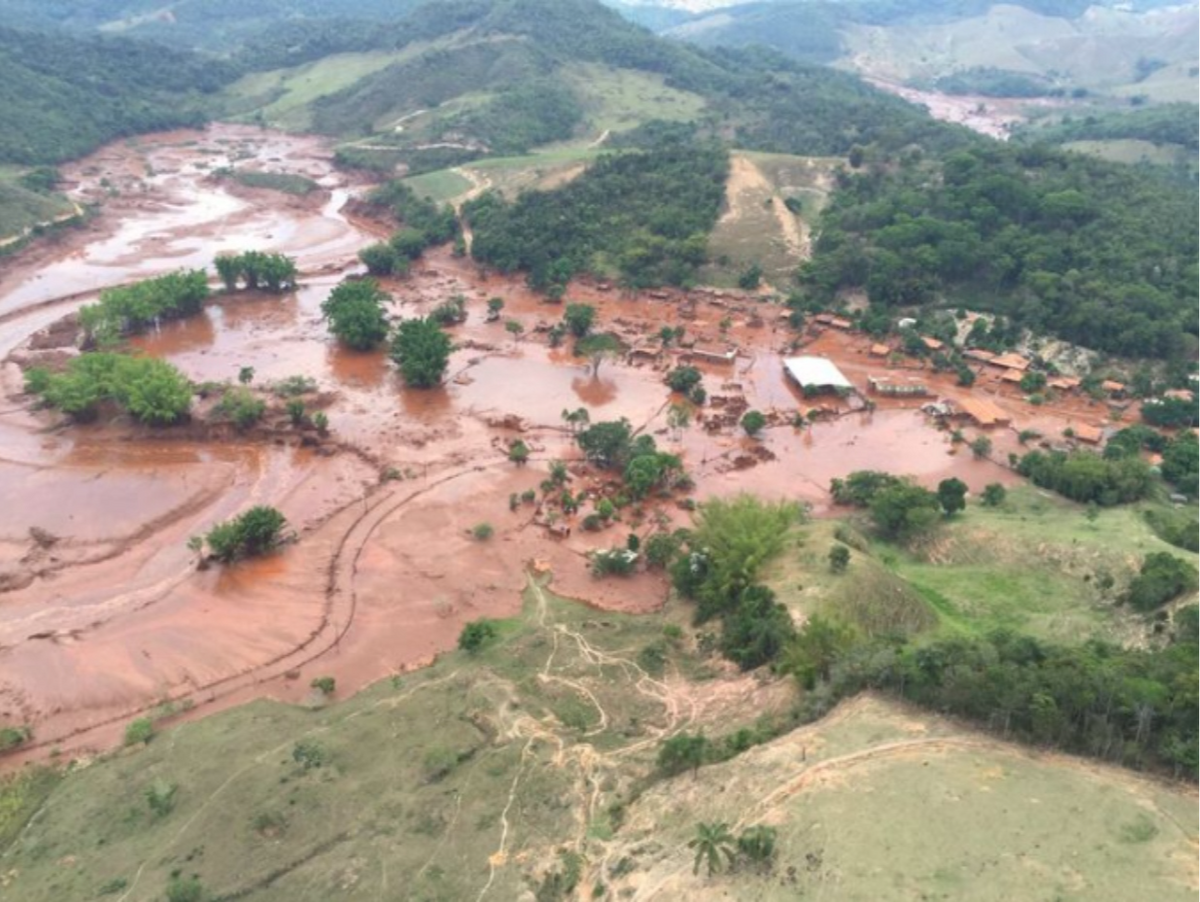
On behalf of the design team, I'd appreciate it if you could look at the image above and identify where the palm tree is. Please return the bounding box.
[688,821,737,877]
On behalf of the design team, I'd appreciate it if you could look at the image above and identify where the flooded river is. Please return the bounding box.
[0,123,1029,762]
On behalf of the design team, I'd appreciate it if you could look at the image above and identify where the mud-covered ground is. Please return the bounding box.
[0,125,1117,764]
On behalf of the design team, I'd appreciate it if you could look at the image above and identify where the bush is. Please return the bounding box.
[458,619,498,653]
[310,676,336,695]
[591,547,638,577]
[203,506,288,563]
[508,440,530,465]
[214,387,265,430]
[644,531,684,569]
[286,399,306,426]
[830,471,902,507]
[292,740,327,771]
[145,779,177,817]
[472,522,494,541]
[828,543,850,573]
[937,477,968,516]
[124,718,155,746]
[165,876,206,902]
[1126,553,1199,612]
[970,436,993,459]
[359,242,401,276]
[78,269,209,343]
[0,725,31,751]
[981,483,1007,507]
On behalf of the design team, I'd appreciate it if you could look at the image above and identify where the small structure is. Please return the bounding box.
[1101,379,1126,396]
[869,343,891,357]
[953,396,1011,428]
[685,341,738,364]
[921,336,945,352]
[1164,388,1194,402]
[897,317,918,329]
[814,313,852,330]
[626,343,662,365]
[1000,369,1024,384]
[1072,423,1103,445]
[1047,376,1081,392]
[988,352,1030,372]
[964,348,996,363]
[784,356,855,396]
[868,376,929,397]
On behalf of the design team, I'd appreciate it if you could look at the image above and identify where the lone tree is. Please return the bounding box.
[981,483,1007,507]
[741,409,767,437]
[390,316,452,388]
[322,278,391,350]
[359,242,401,276]
[937,477,968,516]
[458,619,498,653]
[869,482,941,539]
[970,435,993,459]
[563,303,596,338]
[688,822,737,877]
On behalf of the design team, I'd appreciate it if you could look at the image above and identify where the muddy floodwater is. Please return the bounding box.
[0,125,1094,763]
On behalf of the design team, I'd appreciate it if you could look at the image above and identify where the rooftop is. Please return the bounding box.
[954,395,1010,427]
[989,352,1030,371]
[783,356,854,390]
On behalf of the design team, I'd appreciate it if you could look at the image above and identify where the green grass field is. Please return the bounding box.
[1062,139,1195,169]
[607,694,1198,901]
[560,63,707,141]
[224,49,428,131]
[403,168,474,204]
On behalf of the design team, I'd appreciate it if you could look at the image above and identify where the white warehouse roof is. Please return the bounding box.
[783,356,854,390]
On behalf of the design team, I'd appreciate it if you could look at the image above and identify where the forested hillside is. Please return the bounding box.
[0,26,233,165]
[800,144,1199,359]
[466,140,729,292]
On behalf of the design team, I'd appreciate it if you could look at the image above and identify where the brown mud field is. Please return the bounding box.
[0,125,1109,766]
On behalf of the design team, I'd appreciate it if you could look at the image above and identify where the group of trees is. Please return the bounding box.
[574,418,687,501]
[360,181,459,276]
[830,470,971,538]
[465,141,728,296]
[1105,426,1197,499]
[800,144,1198,360]
[1016,450,1154,506]
[847,628,1199,778]
[25,352,192,425]
[213,251,298,293]
[78,270,209,345]
[666,495,803,670]
[318,276,453,386]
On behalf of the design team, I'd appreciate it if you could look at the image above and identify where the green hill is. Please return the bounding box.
[0,25,233,166]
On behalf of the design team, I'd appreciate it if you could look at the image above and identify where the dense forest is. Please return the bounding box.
[465,141,728,293]
[0,26,232,165]
[800,143,1199,359]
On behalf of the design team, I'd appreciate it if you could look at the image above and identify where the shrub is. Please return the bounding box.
[1126,553,1199,612]
[165,876,206,902]
[203,506,288,563]
[0,725,32,751]
[145,779,178,817]
[644,531,683,569]
[869,482,941,539]
[458,619,498,653]
[286,399,306,426]
[936,477,968,516]
[124,718,155,746]
[970,436,993,459]
[359,242,401,276]
[828,543,850,573]
[472,522,494,541]
[508,440,530,465]
[591,547,638,577]
[310,676,336,695]
[312,412,329,436]
[292,740,327,771]
[981,483,1007,507]
[214,387,265,431]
